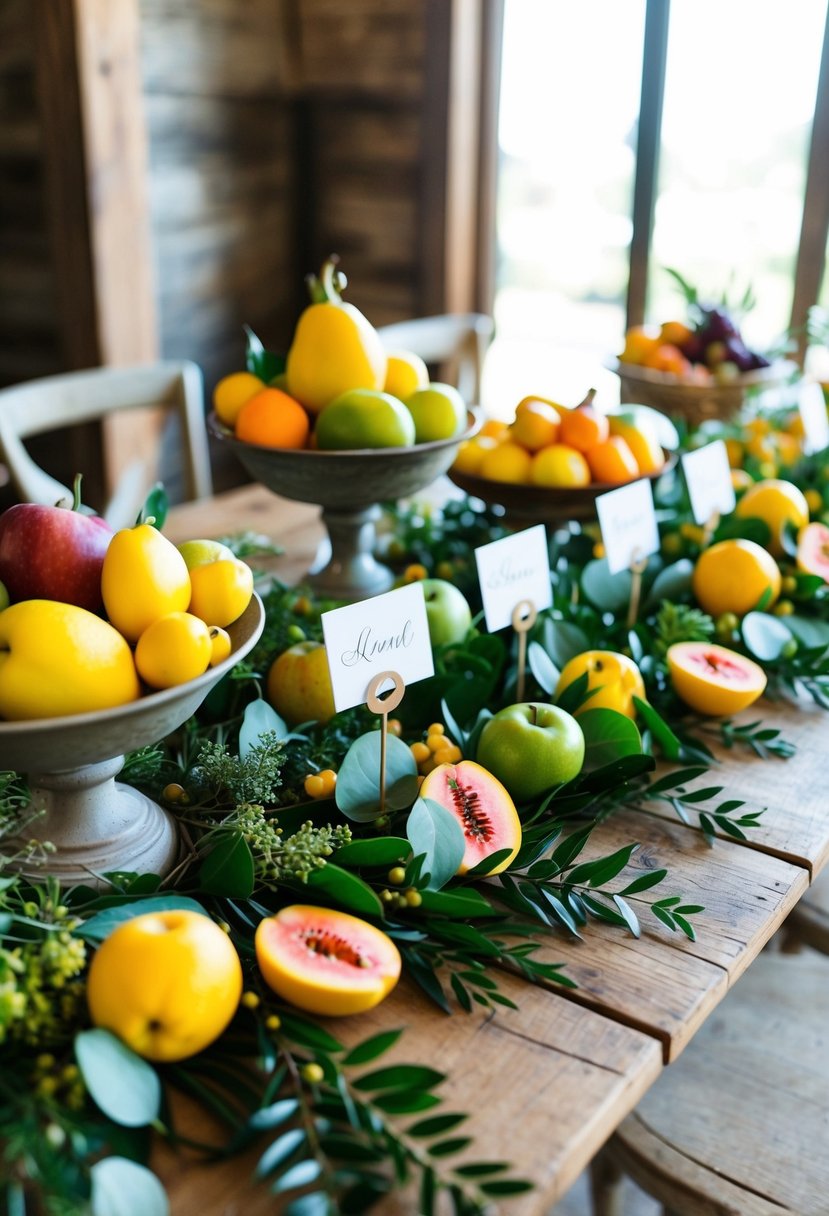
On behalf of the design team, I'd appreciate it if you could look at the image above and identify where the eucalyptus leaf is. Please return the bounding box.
[90,1158,169,1216]
[578,708,642,770]
[239,699,288,754]
[741,612,792,661]
[76,896,209,943]
[255,1128,306,1179]
[406,797,465,890]
[335,731,419,822]
[541,617,590,668]
[75,1029,161,1128]
[581,559,633,613]
[274,1160,323,1194]
[644,559,694,609]
[199,832,256,898]
[782,614,829,650]
[306,863,384,917]
[528,640,559,695]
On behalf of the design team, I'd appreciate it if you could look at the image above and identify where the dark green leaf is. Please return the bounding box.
[307,863,384,918]
[480,1179,535,1197]
[646,766,708,795]
[451,972,472,1011]
[633,697,681,760]
[137,482,168,530]
[77,896,209,943]
[353,1064,444,1093]
[334,838,411,868]
[578,708,642,769]
[244,324,285,382]
[619,868,666,896]
[277,1012,343,1053]
[555,671,596,715]
[408,1112,468,1138]
[374,1091,442,1115]
[567,844,638,888]
[417,888,498,917]
[200,832,256,898]
[342,1028,404,1067]
[429,1137,474,1157]
[551,824,594,869]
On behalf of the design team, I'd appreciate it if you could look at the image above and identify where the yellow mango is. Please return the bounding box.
[0,600,139,719]
[285,257,387,414]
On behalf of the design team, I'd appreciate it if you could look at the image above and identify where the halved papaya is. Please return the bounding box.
[255,905,401,1017]
[420,759,521,876]
[666,642,767,717]
[797,521,829,582]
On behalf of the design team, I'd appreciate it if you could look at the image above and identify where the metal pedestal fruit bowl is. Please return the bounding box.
[210,410,480,601]
[0,594,265,888]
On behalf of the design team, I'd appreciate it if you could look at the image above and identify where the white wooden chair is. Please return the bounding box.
[0,360,213,529]
[590,949,829,1215]
[377,312,494,406]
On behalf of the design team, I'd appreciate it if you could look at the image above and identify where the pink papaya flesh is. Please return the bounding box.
[797,521,829,582]
[255,904,401,1017]
[666,641,766,717]
[419,759,522,876]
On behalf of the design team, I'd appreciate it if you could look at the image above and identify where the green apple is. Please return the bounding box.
[315,389,416,450]
[421,578,472,647]
[405,382,467,443]
[266,640,336,726]
[177,538,235,571]
[475,702,585,803]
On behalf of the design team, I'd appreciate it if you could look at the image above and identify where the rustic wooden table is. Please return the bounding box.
[156,482,825,1214]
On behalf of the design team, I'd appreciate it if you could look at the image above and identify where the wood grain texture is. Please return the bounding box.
[295,0,425,98]
[154,970,663,1216]
[608,952,829,1214]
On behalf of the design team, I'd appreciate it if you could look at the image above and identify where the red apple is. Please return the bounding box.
[0,498,113,613]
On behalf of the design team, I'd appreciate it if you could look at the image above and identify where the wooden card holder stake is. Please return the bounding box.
[366,671,406,816]
[511,599,538,703]
[702,509,721,549]
[626,551,649,631]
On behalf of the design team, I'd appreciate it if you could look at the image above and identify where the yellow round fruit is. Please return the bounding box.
[479,440,532,484]
[208,626,232,666]
[267,641,336,726]
[101,523,191,644]
[213,371,265,427]
[383,349,429,400]
[509,400,561,452]
[529,444,591,488]
[692,538,781,618]
[452,435,498,475]
[555,650,645,718]
[86,910,243,1062]
[734,479,809,556]
[667,642,767,717]
[187,559,254,628]
[135,612,212,689]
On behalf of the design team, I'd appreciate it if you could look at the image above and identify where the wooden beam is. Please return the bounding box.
[33,0,160,503]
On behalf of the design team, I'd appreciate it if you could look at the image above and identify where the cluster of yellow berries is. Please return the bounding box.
[409,723,462,776]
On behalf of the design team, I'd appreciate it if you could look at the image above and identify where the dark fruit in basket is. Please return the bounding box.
[419,759,522,874]
[0,478,113,613]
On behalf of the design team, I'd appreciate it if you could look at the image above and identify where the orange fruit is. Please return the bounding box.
[659,320,694,348]
[731,468,754,492]
[86,910,242,1062]
[607,416,664,476]
[724,437,744,468]
[641,343,692,376]
[558,402,609,453]
[479,418,510,441]
[479,440,532,484]
[530,444,591,488]
[213,371,265,427]
[692,538,781,618]
[587,436,640,484]
[452,435,499,475]
[509,400,561,451]
[619,325,661,365]
[734,479,810,556]
[234,387,310,449]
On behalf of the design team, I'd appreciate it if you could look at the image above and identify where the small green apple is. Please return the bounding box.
[177,538,235,571]
[475,702,585,803]
[405,382,467,443]
[266,640,336,726]
[315,389,416,450]
[421,578,472,647]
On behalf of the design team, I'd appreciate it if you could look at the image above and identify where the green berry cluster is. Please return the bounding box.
[232,806,352,886]
[0,904,87,1048]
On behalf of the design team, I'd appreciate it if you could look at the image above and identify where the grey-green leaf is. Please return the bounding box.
[335,731,419,822]
[406,797,465,890]
[75,1029,161,1127]
[90,1158,169,1216]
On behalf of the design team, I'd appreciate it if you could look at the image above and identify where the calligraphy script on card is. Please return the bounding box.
[681,440,736,526]
[320,583,435,713]
[474,524,552,633]
[596,479,660,575]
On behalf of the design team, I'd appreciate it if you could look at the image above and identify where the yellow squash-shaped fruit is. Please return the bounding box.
[285,256,387,415]
[0,600,140,719]
[102,522,191,643]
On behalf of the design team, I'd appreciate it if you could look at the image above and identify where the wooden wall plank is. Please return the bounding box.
[295,0,425,98]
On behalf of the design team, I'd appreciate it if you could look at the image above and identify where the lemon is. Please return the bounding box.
[213,371,264,427]
[383,349,429,400]
[135,612,212,689]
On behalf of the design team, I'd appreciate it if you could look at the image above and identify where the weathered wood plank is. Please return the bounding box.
[154,970,663,1216]
[521,809,808,1062]
[295,0,425,98]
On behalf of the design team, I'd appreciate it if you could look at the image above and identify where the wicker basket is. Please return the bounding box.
[608,359,797,428]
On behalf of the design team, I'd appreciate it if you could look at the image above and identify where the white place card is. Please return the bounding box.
[681,440,736,525]
[474,523,552,633]
[799,381,829,455]
[596,479,660,575]
[321,583,434,714]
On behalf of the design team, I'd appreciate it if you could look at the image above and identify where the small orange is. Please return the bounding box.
[587,436,640,484]
[619,325,661,365]
[659,320,694,349]
[692,538,781,618]
[479,441,532,484]
[479,418,510,441]
[213,371,265,427]
[509,400,561,451]
[558,401,609,453]
[724,437,744,468]
[642,343,692,376]
[452,435,498,475]
[235,388,310,450]
[530,444,591,488]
